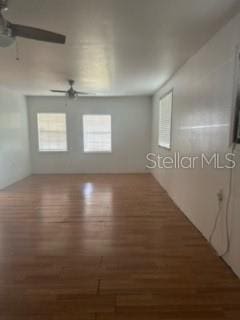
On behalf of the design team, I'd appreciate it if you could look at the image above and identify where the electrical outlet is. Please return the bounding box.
[217,189,224,203]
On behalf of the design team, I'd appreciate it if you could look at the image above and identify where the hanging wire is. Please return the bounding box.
[220,144,236,257]
[15,39,20,61]
[209,144,236,257]
[209,198,223,245]
[65,95,68,107]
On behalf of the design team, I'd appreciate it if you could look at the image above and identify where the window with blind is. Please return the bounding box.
[37,113,67,152]
[158,91,173,149]
[83,115,112,153]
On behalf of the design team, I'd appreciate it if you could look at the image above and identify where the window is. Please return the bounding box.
[83,115,112,153]
[37,113,67,152]
[158,91,173,149]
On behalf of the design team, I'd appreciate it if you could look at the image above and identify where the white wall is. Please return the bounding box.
[0,87,31,190]
[27,96,151,174]
[151,13,240,277]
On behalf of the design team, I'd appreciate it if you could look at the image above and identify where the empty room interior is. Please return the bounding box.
[1,0,240,319]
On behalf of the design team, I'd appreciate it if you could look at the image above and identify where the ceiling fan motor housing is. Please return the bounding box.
[68,90,77,99]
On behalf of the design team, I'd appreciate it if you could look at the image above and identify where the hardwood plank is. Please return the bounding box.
[0,174,239,319]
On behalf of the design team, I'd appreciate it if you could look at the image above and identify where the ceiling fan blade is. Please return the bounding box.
[10,23,66,44]
[51,90,68,93]
[75,91,92,95]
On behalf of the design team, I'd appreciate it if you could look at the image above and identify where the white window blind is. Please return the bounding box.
[158,91,173,149]
[37,113,67,152]
[83,115,112,153]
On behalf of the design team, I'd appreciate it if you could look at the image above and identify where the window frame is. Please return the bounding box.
[158,90,173,150]
[82,114,112,154]
[37,112,68,153]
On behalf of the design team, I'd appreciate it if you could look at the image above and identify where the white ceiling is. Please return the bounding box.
[0,0,240,96]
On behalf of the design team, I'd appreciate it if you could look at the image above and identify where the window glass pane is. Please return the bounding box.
[158,92,173,149]
[83,115,112,152]
[37,113,67,152]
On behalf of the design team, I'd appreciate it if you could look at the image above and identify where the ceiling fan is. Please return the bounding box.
[51,80,91,99]
[0,0,66,47]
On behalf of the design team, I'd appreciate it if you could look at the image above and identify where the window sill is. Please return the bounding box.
[83,151,112,154]
[158,145,171,151]
[38,150,68,153]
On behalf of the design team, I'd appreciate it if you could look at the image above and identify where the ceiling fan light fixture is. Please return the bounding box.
[0,30,14,47]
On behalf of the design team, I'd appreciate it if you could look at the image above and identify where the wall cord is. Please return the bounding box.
[209,144,236,257]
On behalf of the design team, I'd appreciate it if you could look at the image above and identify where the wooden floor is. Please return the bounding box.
[0,174,239,319]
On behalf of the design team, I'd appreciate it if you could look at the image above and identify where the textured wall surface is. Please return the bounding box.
[0,88,31,189]
[151,13,240,277]
[27,96,151,174]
